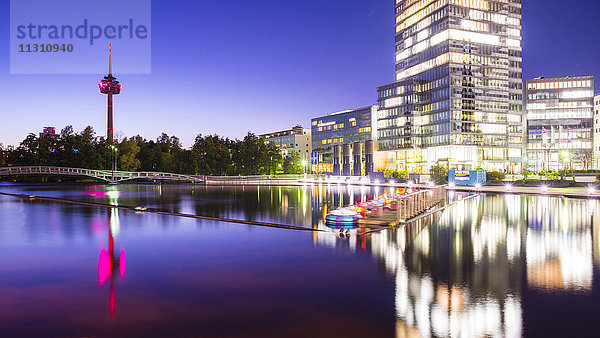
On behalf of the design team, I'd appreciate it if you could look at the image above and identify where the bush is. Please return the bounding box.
[487,171,506,181]
[382,170,409,181]
[544,171,560,181]
[430,164,448,184]
[596,174,600,182]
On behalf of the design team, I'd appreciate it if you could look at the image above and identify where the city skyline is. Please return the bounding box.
[1,0,600,148]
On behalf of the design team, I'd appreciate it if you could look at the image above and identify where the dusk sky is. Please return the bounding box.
[1,0,599,147]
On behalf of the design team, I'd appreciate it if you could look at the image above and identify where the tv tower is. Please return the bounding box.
[98,43,122,144]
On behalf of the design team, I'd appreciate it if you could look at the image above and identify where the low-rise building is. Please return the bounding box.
[258,126,311,163]
[311,106,377,175]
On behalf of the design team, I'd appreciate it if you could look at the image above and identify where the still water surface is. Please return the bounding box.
[0,183,599,337]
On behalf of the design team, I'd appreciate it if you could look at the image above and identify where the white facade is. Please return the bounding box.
[259,126,311,162]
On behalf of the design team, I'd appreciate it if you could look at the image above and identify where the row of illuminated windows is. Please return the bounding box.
[396,8,449,43]
[398,48,517,80]
[527,102,593,110]
[400,16,448,51]
[528,90,593,101]
[397,52,453,80]
[451,99,509,111]
[397,29,517,64]
[397,0,439,24]
[527,80,592,90]
[398,44,448,70]
[397,0,446,28]
[398,0,452,32]
[454,110,510,123]
[397,8,448,41]
[460,19,489,32]
[358,127,372,133]
[397,6,520,58]
[449,5,520,27]
[320,137,345,145]
[451,88,509,100]
[397,27,448,62]
[528,140,592,148]
[527,111,593,120]
[377,105,415,118]
[450,76,508,88]
[378,134,514,150]
[398,0,496,33]
[448,65,510,79]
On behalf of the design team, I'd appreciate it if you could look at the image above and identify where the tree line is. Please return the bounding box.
[0,126,305,176]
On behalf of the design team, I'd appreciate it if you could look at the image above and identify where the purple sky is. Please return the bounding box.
[1,0,599,147]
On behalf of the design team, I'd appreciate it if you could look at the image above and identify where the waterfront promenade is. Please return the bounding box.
[450,184,600,199]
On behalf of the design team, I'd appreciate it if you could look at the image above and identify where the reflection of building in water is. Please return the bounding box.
[593,200,600,267]
[98,208,126,317]
[365,194,600,337]
[368,195,525,338]
[310,189,600,337]
[525,196,594,292]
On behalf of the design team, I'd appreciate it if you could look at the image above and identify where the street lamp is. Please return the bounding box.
[110,145,118,183]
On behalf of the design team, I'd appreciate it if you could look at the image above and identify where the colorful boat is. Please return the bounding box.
[325,207,363,225]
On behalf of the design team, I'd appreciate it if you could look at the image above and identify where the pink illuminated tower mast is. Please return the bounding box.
[98,43,122,144]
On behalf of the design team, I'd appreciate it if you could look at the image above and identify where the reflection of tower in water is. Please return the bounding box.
[98,208,126,317]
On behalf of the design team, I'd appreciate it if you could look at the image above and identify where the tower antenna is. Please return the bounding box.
[108,42,112,75]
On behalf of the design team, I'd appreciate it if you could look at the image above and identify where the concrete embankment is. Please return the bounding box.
[204,178,304,186]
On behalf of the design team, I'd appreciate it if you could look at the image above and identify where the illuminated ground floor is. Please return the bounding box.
[527,149,594,172]
[375,146,524,174]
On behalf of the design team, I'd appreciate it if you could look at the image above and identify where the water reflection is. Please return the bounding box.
[314,192,599,337]
[2,183,600,336]
[98,208,126,317]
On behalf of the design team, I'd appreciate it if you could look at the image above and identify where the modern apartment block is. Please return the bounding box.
[258,126,311,163]
[311,106,377,175]
[376,0,524,173]
[526,76,595,171]
[595,94,600,168]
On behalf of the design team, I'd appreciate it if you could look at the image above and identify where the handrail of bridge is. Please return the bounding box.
[0,166,205,183]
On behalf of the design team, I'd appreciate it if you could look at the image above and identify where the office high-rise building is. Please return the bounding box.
[376,0,524,173]
[594,94,600,168]
[526,76,594,171]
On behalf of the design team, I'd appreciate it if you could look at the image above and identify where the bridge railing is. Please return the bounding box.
[0,166,205,183]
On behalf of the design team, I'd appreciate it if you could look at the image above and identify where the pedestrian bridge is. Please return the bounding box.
[0,166,205,183]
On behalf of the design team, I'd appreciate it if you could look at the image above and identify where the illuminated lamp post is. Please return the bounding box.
[110,145,118,183]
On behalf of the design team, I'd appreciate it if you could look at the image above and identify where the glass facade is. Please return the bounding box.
[594,94,600,168]
[376,0,524,172]
[526,77,595,171]
[311,106,377,172]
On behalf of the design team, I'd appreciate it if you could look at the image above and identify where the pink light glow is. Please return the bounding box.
[119,249,126,279]
[98,249,111,287]
[109,285,116,317]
